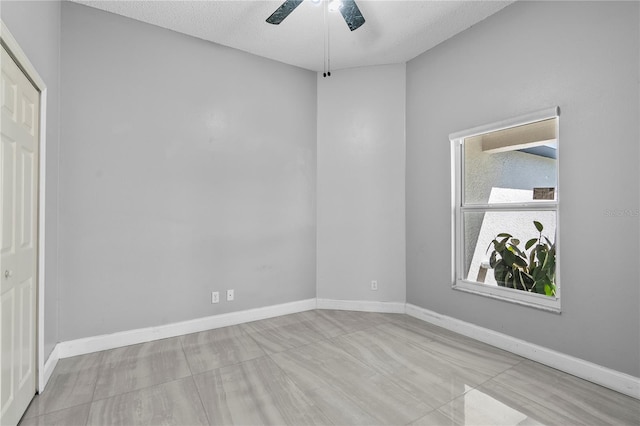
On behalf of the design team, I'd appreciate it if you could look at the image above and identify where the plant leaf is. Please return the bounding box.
[529,248,536,267]
[489,251,497,268]
[540,249,549,270]
[494,262,506,286]
[534,221,543,232]
[535,275,551,294]
[496,233,513,238]
[545,254,555,273]
[525,238,538,250]
[530,266,542,281]
[502,250,517,266]
[514,255,528,268]
[510,238,520,246]
[509,244,525,258]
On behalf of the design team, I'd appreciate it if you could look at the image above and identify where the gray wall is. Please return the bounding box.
[59,2,317,341]
[317,64,406,303]
[1,0,61,359]
[406,1,639,376]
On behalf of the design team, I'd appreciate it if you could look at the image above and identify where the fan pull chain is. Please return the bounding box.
[323,0,327,77]
[327,12,331,77]
[323,0,331,77]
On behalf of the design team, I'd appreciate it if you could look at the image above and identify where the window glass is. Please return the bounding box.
[464,118,557,205]
[463,210,556,295]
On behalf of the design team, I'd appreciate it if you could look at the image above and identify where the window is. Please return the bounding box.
[450,107,560,312]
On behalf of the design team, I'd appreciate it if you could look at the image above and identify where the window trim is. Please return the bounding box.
[450,107,561,313]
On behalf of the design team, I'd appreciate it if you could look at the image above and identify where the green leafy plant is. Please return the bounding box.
[487,221,556,296]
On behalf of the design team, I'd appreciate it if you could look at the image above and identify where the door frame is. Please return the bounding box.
[1,20,48,393]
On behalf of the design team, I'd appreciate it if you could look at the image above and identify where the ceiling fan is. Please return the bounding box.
[266,0,366,31]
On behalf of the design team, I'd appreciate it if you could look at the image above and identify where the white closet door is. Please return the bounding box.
[1,44,39,426]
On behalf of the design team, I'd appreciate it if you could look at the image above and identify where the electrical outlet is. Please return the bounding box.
[371,280,378,291]
[227,289,234,301]
[211,291,219,304]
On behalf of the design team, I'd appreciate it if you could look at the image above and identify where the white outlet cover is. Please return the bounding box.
[227,289,234,301]
[211,291,219,304]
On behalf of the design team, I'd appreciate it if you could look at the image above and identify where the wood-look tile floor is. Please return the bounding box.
[20,310,640,426]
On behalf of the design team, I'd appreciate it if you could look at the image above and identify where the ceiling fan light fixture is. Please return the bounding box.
[328,0,343,13]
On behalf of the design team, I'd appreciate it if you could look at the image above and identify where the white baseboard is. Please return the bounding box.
[57,298,317,359]
[405,303,640,400]
[49,297,638,400]
[317,298,406,313]
[39,345,59,392]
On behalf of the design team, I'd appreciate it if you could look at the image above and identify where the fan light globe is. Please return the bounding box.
[328,0,342,12]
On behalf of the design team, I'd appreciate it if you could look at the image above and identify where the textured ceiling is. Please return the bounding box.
[70,0,514,72]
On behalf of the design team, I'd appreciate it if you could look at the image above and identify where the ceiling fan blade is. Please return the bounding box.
[339,0,365,31]
[266,0,304,25]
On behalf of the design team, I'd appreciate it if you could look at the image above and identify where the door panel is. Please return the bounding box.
[1,138,15,255]
[0,44,39,426]
[20,148,34,249]
[19,278,34,386]
[1,287,16,412]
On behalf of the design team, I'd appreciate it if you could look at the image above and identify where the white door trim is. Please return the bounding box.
[0,20,48,393]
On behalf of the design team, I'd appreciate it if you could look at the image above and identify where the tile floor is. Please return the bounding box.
[19,310,640,425]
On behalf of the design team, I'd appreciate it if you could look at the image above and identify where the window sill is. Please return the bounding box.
[454,279,561,313]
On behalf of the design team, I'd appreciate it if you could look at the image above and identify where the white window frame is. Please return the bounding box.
[450,107,561,313]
